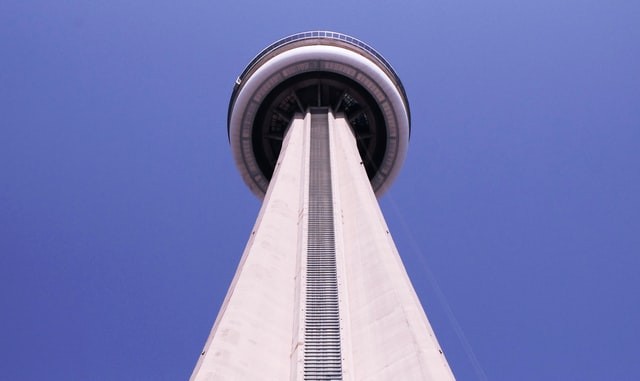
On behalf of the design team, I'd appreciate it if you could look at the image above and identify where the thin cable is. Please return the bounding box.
[386,193,489,381]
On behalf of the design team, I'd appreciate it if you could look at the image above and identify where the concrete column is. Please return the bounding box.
[191,115,307,381]
[330,113,455,380]
[192,110,455,380]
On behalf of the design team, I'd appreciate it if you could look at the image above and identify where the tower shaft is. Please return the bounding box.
[192,110,454,380]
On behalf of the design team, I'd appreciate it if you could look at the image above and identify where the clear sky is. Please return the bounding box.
[1,1,639,380]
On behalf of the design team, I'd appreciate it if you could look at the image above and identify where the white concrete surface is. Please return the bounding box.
[191,115,307,381]
[192,111,455,380]
[331,114,455,380]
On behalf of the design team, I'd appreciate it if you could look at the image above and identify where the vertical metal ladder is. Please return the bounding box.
[304,108,343,380]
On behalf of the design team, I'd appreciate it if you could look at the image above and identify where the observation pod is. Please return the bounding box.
[228,31,411,197]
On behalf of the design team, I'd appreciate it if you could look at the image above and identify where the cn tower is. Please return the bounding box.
[191,31,455,380]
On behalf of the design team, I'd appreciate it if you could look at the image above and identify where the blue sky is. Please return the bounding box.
[1,1,639,380]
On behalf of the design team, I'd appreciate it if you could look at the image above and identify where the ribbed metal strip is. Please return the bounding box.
[304,109,343,380]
